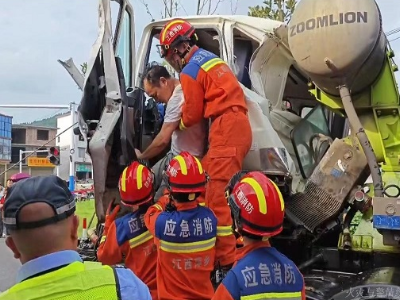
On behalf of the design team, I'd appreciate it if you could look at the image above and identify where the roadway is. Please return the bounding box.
[0,238,20,292]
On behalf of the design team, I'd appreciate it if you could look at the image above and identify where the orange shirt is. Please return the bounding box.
[212,241,306,300]
[145,196,218,300]
[179,47,247,130]
[98,209,158,300]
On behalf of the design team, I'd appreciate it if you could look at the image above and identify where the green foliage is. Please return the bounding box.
[248,0,297,22]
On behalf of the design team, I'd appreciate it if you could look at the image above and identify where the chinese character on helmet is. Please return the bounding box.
[118,161,154,206]
[228,171,285,237]
[157,19,197,59]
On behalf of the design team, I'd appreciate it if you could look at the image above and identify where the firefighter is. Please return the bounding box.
[97,161,158,300]
[212,171,306,300]
[144,151,218,300]
[0,175,151,300]
[157,18,252,272]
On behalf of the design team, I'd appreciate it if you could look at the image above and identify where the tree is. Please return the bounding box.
[248,0,297,22]
[137,0,237,20]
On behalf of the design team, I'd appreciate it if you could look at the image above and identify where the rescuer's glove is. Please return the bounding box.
[105,201,120,229]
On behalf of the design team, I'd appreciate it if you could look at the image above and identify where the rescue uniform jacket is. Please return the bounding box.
[179,47,248,129]
[0,250,151,300]
[145,196,218,300]
[212,241,306,300]
[97,209,158,300]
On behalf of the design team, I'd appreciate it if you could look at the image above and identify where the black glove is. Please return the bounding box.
[211,262,234,288]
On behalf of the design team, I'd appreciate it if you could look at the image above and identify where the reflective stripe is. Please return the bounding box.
[268,179,285,211]
[217,225,233,237]
[136,164,144,189]
[129,231,153,248]
[174,155,188,175]
[161,20,185,42]
[241,178,267,214]
[201,58,225,72]
[193,156,203,174]
[198,202,206,206]
[154,204,163,211]
[160,237,216,253]
[241,291,302,300]
[120,167,128,192]
[179,119,186,130]
[100,235,106,244]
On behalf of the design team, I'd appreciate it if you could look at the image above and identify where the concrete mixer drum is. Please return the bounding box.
[288,0,387,96]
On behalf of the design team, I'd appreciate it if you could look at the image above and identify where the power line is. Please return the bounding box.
[387,27,400,36]
[0,121,78,176]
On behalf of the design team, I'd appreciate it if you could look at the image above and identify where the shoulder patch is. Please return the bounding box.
[181,63,200,80]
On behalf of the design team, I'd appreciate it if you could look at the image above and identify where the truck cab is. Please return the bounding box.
[68,0,400,299]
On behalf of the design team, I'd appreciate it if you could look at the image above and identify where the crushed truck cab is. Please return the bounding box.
[64,0,400,298]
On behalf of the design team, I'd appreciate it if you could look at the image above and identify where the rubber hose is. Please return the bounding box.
[339,85,384,197]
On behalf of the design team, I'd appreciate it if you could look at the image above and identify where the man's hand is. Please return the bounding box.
[135,148,142,159]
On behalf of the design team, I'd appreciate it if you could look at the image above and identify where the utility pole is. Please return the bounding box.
[69,102,77,192]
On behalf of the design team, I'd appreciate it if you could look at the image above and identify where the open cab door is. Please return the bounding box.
[70,0,137,222]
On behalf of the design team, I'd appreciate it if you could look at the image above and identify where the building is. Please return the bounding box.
[0,113,13,185]
[10,124,57,178]
[56,112,92,181]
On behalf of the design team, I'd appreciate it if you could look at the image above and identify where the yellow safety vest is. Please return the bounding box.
[0,261,119,300]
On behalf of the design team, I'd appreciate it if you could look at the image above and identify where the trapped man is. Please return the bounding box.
[136,64,206,200]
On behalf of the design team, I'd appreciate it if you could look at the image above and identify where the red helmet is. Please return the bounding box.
[158,19,196,58]
[228,171,285,237]
[165,151,206,194]
[118,161,154,206]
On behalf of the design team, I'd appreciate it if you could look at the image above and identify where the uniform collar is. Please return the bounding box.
[236,240,271,262]
[173,200,199,211]
[17,250,82,283]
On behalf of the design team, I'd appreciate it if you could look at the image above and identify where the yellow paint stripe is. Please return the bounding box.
[193,156,203,174]
[241,177,267,214]
[174,155,188,175]
[201,58,225,72]
[161,20,185,42]
[120,167,128,192]
[136,164,144,190]
[268,179,285,211]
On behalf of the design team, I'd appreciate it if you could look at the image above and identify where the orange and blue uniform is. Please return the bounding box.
[213,241,306,300]
[179,47,252,267]
[145,196,217,300]
[97,208,158,300]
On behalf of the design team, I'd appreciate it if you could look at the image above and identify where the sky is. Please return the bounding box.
[0,0,399,124]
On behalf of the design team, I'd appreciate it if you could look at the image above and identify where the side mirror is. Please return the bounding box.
[290,105,331,179]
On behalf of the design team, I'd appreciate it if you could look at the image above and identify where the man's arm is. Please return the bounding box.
[137,121,179,160]
[144,196,169,235]
[179,69,205,130]
[97,221,123,265]
[212,271,239,300]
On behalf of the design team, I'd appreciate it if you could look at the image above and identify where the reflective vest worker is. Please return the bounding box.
[213,171,306,300]
[158,19,253,269]
[0,175,151,300]
[145,152,218,300]
[97,161,158,300]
